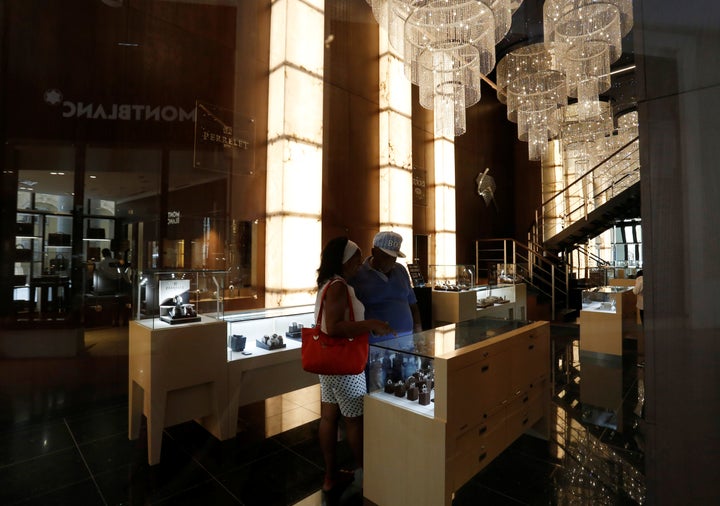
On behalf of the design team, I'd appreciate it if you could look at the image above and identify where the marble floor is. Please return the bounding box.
[0,324,646,505]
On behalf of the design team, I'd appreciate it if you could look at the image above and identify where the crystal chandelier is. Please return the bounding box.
[493,1,635,164]
[561,100,614,172]
[544,0,632,125]
[367,0,525,137]
[497,42,567,160]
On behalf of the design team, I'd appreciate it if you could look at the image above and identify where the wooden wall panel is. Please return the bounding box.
[322,5,380,252]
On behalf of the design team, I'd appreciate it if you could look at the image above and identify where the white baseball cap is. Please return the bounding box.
[373,231,406,258]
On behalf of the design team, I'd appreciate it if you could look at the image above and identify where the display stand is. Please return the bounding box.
[578,286,635,357]
[432,283,527,326]
[128,316,229,465]
[475,283,526,320]
[128,299,317,465]
[225,305,317,421]
[364,319,550,506]
[226,337,317,421]
[432,289,478,325]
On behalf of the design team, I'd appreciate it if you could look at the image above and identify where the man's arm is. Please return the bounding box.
[410,303,422,332]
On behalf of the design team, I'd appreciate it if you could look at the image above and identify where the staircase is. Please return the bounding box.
[539,136,640,253]
[476,136,641,321]
[544,180,640,252]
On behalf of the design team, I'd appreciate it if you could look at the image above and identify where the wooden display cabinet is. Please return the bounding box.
[475,282,527,320]
[128,290,318,465]
[364,318,550,506]
[225,305,318,424]
[129,315,229,465]
[432,283,527,325]
[578,286,636,357]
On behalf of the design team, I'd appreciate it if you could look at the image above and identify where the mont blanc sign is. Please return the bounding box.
[44,88,195,122]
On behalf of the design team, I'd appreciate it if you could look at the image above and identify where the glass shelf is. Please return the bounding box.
[136,270,226,328]
[429,264,475,291]
[370,317,534,359]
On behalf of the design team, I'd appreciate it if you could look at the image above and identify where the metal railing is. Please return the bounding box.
[475,238,569,320]
[540,136,640,244]
[478,137,641,320]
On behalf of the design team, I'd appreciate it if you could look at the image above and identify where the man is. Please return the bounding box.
[97,248,122,281]
[350,231,422,342]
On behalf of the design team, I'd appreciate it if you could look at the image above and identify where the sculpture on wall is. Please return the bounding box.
[476,168,498,210]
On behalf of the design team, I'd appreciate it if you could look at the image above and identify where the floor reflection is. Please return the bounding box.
[0,324,646,505]
[548,334,646,505]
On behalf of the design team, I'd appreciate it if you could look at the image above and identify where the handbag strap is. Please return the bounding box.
[316,277,356,330]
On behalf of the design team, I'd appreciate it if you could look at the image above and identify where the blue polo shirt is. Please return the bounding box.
[350,259,417,342]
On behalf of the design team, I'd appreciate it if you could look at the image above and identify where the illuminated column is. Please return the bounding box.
[433,135,456,274]
[541,139,565,241]
[378,28,413,261]
[266,0,324,306]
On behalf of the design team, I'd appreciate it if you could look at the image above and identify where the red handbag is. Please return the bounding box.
[301,279,369,375]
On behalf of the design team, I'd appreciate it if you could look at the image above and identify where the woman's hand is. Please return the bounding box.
[367,319,395,336]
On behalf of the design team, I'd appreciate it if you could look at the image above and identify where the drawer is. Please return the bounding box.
[448,418,507,491]
[446,351,511,434]
[505,386,546,444]
[509,329,550,392]
[447,404,504,455]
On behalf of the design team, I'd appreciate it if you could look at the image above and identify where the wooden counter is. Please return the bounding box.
[226,338,317,425]
[363,320,550,506]
[129,316,229,465]
[579,287,636,357]
[129,314,318,465]
[432,283,527,326]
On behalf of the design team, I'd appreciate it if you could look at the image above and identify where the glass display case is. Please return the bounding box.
[129,298,316,465]
[492,263,521,284]
[429,264,475,291]
[367,318,536,417]
[475,283,515,308]
[364,318,550,506]
[475,283,527,320]
[136,270,226,328]
[225,304,314,359]
[581,286,631,314]
[579,285,636,357]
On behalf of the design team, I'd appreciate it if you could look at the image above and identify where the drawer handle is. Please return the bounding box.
[522,417,529,425]
[528,344,535,350]
[481,365,489,373]
[478,426,487,435]
[478,451,487,462]
[523,395,529,403]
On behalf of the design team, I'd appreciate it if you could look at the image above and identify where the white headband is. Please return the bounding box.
[342,240,360,264]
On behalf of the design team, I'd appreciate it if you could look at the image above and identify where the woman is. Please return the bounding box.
[314,236,393,494]
[633,269,644,324]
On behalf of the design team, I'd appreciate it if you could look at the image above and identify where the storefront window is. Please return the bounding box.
[1,0,267,347]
